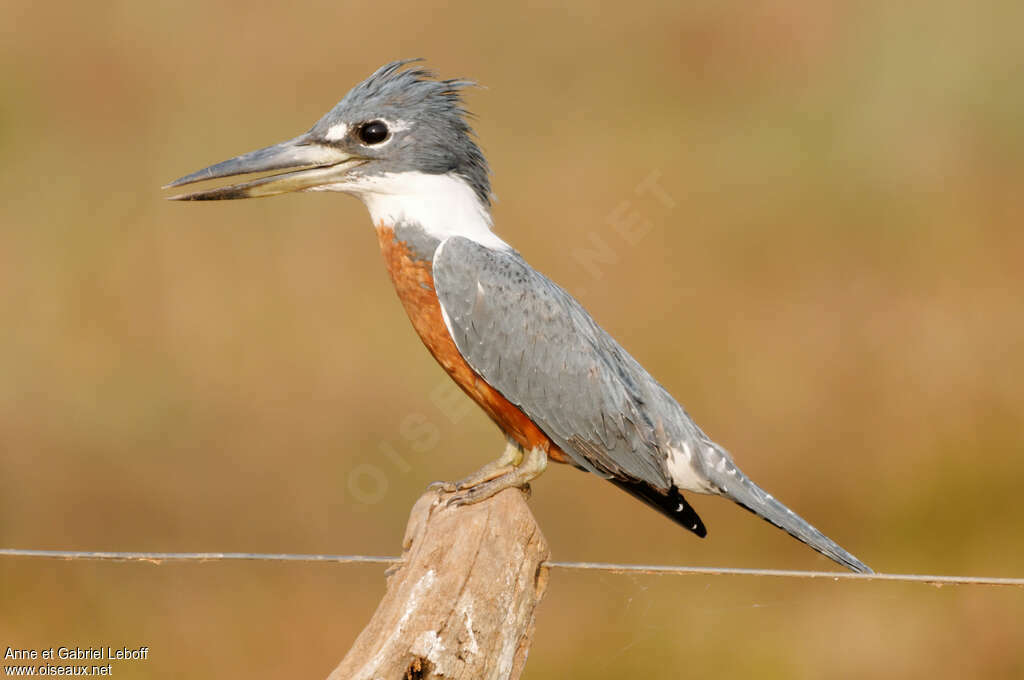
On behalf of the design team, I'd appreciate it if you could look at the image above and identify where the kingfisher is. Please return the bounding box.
[167,60,870,573]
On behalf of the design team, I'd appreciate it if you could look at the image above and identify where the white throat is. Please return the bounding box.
[339,171,509,250]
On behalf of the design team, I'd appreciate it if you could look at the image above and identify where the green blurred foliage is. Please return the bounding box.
[1,0,1022,678]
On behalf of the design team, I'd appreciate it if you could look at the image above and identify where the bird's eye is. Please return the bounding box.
[358,121,389,145]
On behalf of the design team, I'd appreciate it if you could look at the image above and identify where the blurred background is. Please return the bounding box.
[2,0,1022,677]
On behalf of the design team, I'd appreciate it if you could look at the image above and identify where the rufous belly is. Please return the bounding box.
[375,224,571,464]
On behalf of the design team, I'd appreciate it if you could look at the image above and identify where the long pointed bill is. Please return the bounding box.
[164,134,365,200]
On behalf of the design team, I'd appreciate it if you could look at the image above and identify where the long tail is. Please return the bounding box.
[707,463,872,574]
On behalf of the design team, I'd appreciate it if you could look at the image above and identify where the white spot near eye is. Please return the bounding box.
[324,122,348,141]
[388,119,413,133]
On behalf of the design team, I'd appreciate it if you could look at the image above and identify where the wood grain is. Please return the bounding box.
[327,488,550,679]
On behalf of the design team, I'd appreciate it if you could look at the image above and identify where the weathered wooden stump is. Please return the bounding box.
[327,487,551,680]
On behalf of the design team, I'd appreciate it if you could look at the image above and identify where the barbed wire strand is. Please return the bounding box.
[2,548,1021,587]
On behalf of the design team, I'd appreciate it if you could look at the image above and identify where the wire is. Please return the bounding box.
[2,548,1021,587]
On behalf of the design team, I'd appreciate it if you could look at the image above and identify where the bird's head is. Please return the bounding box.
[166,60,492,215]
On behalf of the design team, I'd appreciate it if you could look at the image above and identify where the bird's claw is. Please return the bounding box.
[443,481,532,508]
[427,444,546,508]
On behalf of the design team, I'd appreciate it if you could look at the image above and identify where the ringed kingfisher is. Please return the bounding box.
[167,60,870,573]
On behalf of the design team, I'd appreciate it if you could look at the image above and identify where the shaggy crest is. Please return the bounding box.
[312,60,492,205]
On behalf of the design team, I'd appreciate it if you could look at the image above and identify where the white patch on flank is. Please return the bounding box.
[342,171,509,250]
[666,442,713,494]
[323,122,349,141]
[476,282,486,297]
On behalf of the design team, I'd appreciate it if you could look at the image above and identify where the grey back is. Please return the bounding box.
[434,236,711,491]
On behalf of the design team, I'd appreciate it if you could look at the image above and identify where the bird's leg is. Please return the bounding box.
[444,445,548,508]
[429,440,523,493]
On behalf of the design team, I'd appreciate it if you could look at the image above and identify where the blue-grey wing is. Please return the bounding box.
[432,237,874,572]
[432,236,706,492]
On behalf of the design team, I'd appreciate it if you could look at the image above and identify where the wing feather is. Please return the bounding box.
[434,237,874,571]
[433,237,707,491]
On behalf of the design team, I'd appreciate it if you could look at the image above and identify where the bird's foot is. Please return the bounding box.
[428,441,524,493]
[444,445,548,508]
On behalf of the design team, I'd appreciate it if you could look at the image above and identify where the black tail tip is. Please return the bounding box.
[609,479,707,538]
